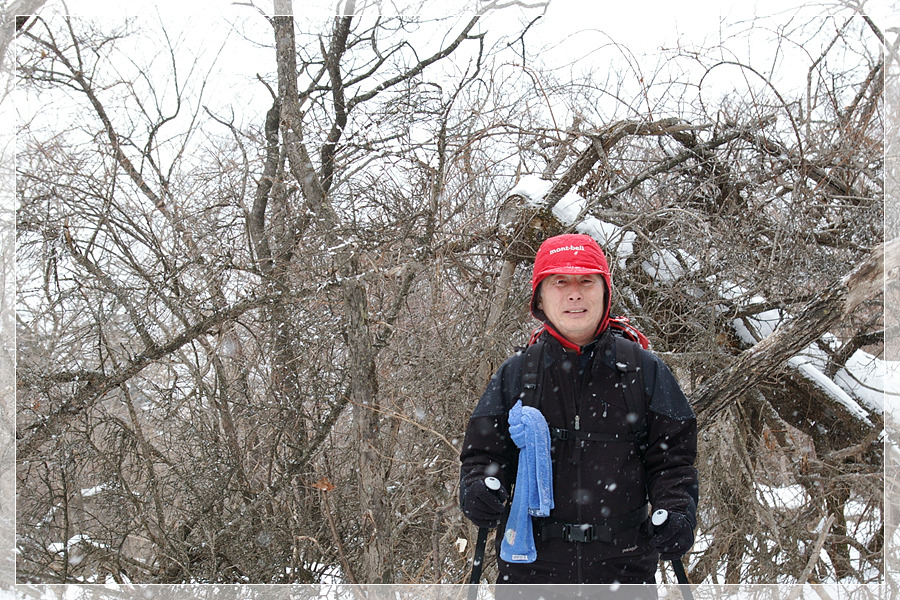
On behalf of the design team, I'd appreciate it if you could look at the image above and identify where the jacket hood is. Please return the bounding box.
[530,233,612,344]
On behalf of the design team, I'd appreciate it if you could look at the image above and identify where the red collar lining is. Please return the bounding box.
[537,323,606,355]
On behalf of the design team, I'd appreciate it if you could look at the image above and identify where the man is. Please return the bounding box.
[459,233,698,585]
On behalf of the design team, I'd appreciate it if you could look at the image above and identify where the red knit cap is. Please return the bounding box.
[530,233,612,338]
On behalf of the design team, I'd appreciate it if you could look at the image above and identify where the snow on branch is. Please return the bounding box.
[693,238,899,429]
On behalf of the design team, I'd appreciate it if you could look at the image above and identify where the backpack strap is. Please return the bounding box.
[507,340,545,504]
[613,336,648,453]
[608,315,650,349]
[548,427,645,444]
[519,340,545,410]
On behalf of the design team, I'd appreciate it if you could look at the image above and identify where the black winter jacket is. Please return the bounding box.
[459,329,698,584]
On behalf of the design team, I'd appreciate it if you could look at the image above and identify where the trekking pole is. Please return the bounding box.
[651,509,695,600]
[468,477,501,600]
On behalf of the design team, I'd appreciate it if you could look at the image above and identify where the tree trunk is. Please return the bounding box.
[342,267,391,583]
[825,483,853,580]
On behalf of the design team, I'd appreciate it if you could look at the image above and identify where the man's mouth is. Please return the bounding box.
[565,309,587,314]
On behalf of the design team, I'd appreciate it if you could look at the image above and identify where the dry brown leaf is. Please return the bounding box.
[312,476,336,492]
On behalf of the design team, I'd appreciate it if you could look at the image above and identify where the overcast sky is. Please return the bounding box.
[31,0,887,105]
[32,0,893,55]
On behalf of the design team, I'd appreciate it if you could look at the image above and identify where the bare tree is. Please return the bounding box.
[14,1,542,583]
[13,0,892,586]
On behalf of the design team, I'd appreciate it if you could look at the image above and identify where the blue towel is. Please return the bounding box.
[500,400,554,563]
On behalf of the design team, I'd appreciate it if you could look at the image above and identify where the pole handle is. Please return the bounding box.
[649,507,693,595]
[651,508,668,528]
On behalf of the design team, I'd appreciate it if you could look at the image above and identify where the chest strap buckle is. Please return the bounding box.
[562,523,594,543]
[549,427,569,441]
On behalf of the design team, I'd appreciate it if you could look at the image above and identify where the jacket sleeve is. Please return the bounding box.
[640,352,699,527]
[458,354,522,508]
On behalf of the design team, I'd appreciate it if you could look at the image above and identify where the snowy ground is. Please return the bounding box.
[5,583,887,599]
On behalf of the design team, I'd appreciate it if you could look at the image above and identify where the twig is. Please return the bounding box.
[321,489,358,584]
[347,398,460,455]
[786,513,836,600]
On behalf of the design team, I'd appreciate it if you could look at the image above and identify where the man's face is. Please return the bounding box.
[537,273,607,348]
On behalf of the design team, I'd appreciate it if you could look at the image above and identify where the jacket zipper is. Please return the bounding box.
[574,350,591,585]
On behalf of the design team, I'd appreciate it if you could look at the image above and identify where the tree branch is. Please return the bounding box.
[347,15,483,110]
[272,9,335,227]
[321,8,354,194]
[543,118,708,210]
[693,238,898,428]
[17,293,278,461]
[249,99,282,274]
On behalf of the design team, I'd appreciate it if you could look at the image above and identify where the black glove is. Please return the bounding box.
[461,478,509,528]
[651,511,694,559]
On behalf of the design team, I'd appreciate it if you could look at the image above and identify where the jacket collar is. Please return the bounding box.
[539,323,611,362]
